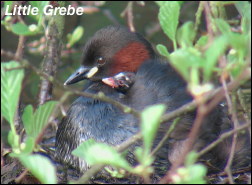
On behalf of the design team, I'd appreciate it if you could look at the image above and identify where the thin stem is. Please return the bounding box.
[198,122,251,157]
[150,117,180,156]
[173,40,177,51]
[194,2,204,33]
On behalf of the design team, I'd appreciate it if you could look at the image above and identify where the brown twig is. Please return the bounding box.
[207,166,251,179]
[38,17,64,105]
[166,104,208,176]
[194,1,204,33]
[203,67,251,112]
[102,9,120,25]
[145,23,161,39]
[221,75,238,184]
[1,49,16,59]
[150,118,180,157]
[15,169,28,183]
[14,15,26,61]
[121,2,135,32]
[203,1,214,42]
[14,36,26,61]
[198,122,251,158]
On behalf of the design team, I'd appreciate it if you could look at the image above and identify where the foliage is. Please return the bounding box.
[19,154,57,184]
[156,2,250,99]
[1,1,251,184]
[1,61,24,150]
[158,1,180,50]
[1,61,57,183]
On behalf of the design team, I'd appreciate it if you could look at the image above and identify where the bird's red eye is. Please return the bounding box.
[97,57,106,66]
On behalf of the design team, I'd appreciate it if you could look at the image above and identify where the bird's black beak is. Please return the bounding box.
[64,66,99,85]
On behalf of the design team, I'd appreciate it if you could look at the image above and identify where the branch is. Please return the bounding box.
[102,9,120,25]
[121,2,135,32]
[38,2,65,105]
[198,122,251,157]
[203,2,214,40]
[150,118,180,156]
[221,75,238,184]
[168,104,208,175]
[14,36,26,61]
[14,14,26,61]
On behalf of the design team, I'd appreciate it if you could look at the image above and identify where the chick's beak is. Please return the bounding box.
[102,77,118,88]
[64,66,99,85]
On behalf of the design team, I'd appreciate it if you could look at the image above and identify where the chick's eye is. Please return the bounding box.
[97,57,106,66]
[118,80,124,85]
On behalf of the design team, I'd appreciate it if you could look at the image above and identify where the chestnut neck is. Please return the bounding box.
[110,42,154,75]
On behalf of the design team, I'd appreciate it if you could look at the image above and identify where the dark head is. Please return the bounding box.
[102,72,136,93]
[64,26,155,85]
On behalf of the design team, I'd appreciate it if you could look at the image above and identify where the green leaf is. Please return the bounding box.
[156,44,170,58]
[156,1,184,7]
[158,2,180,50]
[187,165,207,184]
[141,104,166,155]
[11,23,38,36]
[29,1,49,25]
[174,164,207,184]
[227,50,246,78]
[155,1,164,6]
[134,147,144,163]
[235,1,251,33]
[1,61,24,126]
[22,105,34,137]
[22,101,57,138]
[170,48,203,81]
[67,26,84,48]
[195,35,208,49]
[19,154,57,184]
[229,33,248,57]
[72,139,132,171]
[185,151,198,166]
[29,1,49,13]
[214,18,231,34]
[8,130,20,152]
[177,21,196,48]
[204,36,228,81]
[4,1,14,13]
